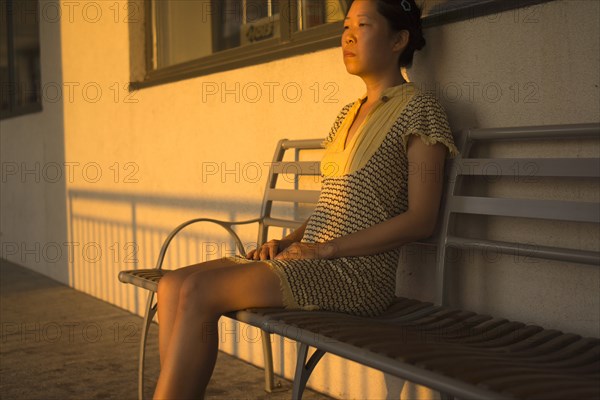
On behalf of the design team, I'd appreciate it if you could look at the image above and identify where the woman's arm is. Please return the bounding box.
[279,219,309,247]
[275,136,448,260]
[246,218,310,260]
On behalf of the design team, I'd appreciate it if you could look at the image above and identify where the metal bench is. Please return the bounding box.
[119,123,600,400]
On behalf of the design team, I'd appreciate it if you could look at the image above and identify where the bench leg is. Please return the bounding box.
[292,343,326,400]
[261,329,284,392]
[138,291,157,400]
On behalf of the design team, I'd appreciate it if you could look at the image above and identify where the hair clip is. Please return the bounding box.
[401,0,411,12]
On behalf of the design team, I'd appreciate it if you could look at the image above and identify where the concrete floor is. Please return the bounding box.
[0,259,331,399]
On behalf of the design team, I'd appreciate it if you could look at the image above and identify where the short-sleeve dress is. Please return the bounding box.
[225,82,459,317]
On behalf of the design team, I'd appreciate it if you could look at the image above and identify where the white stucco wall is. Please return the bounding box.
[1,1,598,398]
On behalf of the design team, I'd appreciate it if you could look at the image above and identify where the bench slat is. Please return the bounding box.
[265,188,321,203]
[449,196,600,223]
[262,217,305,229]
[281,138,325,150]
[446,235,600,265]
[270,161,321,175]
[118,269,166,292]
[455,158,600,178]
[467,123,599,140]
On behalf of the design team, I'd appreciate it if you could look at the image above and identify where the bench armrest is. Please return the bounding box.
[154,217,262,271]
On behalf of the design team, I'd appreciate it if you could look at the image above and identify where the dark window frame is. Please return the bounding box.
[131,0,553,91]
[132,0,349,90]
[1,0,42,120]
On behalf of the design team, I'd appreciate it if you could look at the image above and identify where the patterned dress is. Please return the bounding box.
[226,85,458,317]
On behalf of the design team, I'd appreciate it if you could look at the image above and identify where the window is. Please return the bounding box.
[133,0,554,90]
[0,0,42,120]
[133,0,349,89]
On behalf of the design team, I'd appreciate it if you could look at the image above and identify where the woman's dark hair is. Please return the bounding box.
[373,0,427,69]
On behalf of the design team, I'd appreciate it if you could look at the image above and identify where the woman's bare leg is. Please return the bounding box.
[152,261,283,400]
[156,257,243,367]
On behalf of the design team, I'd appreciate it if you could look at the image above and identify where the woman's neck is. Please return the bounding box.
[362,74,407,106]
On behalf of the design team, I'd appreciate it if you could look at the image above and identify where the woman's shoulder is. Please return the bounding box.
[403,91,449,117]
[395,90,453,131]
[396,91,459,157]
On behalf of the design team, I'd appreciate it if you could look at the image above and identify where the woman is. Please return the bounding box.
[153,0,458,398]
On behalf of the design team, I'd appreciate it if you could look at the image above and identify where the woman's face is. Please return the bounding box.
[342,0,405,78]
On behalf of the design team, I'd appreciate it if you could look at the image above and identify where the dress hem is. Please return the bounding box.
[225,255,320,312]
[266,263,321,312]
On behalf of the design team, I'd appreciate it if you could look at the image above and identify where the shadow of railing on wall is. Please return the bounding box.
[66,189,291,318]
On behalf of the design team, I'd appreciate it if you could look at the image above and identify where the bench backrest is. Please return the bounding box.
[435,122,600,305]
[257,124,600,307]
[256,138,325,246]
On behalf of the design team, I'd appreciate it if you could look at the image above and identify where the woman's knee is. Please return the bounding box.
[177,270,224,315]
[156,258,236,296]
[176,262,283,315]
[157,269,185,299]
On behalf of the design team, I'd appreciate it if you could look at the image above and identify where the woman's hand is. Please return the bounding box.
[246,239,290,260]
[273,241,336,260]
